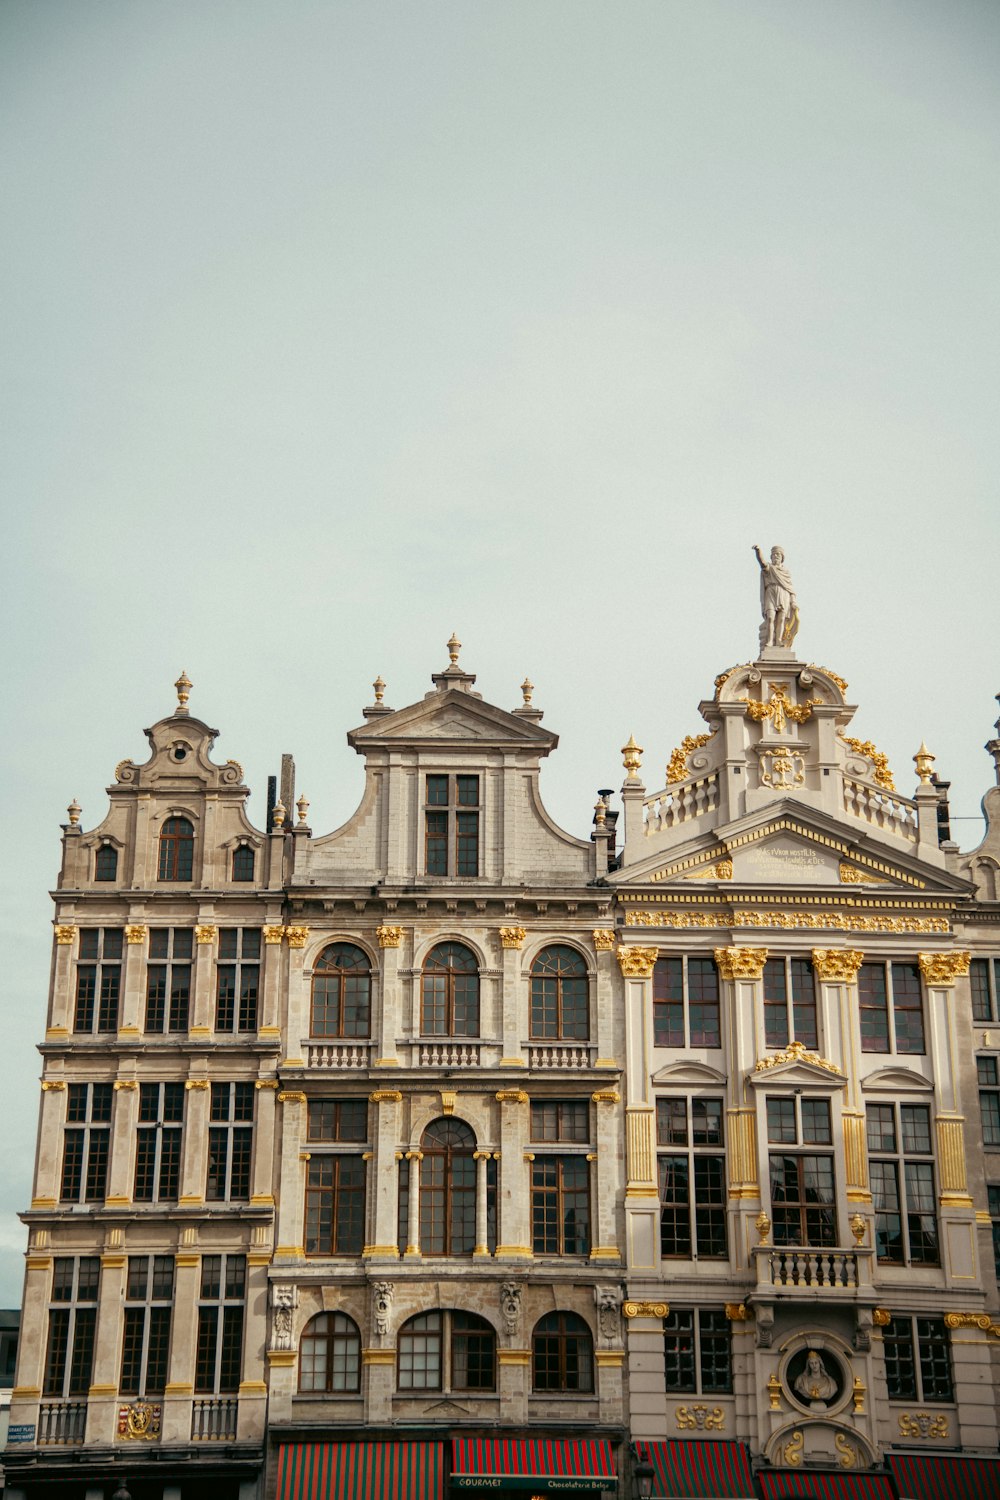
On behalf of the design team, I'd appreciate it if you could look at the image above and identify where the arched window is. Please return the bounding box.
[421,943,479,1036]
[311,945,371,1038]
[420,1119,476,1256]
[158,817,194,882]
[532,1311,594,1393]
[530,946,589,1040]
[298,1312,361,1392]
[95,844,118,882]
[231,844,255,883]
[397,1310,495,1392]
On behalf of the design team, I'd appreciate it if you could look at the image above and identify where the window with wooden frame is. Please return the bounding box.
[157,816,194,881]
[763,957,819,1050]
[74,928,123,1033]
[119,1256,173,1397]
[231,843,255,883]
[531,1311,593,1393]
[979,1057,1000,1147]
[146,928,193,1033]
[531,1156,591,1257]
[305,1100,368,1256]
[43,1258,100,1398]
[530,946,589,1040]
[195,1254,245,1394]
[61,1083,112,1203]
[867,1102,939,1265]
[988,1186,1000,1279]
[419,1118,477,1256]
[396,1310,496,1394]
[663,1308,732,1394]
[310,944,371,1038]
[884,1315,953,1403]
[134,1083,184,1203]
[421,942,480,1036]
[94,842,118,882]
[216,928,261,1032]
[766,1095,837,1247]
[970,958,1000,1023]
[530,1100,590,1143]
[653,956,721,1048]
[424,774,480,877]
[299,1311,361,1392]
[858,961,925,1054]
[206,1083,254,1202]
[656,1097,727,1258]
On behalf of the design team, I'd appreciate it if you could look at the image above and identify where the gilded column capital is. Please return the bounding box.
[592,1090,621,1104]
[872,1308,891,1326]
[195,924,217,945]
[185,1079,210,1091]
[54,924,75,945]
[592,929,615,951]
[254,1079,280,1090]
[40,1080,66,1092]
[917,951,971,987]
[499,926,527,950]
[616,945,658,978]
[125,924,147,945]
[263,925,285,945]
[113,1079,139,1091]
[369,1089,403,1104]
[377,925,403,948]
[812,948,864,982]
[943,1312,1000,1336]
[496,1089,529,1105]
[285,925,309,949]
[277,1090,307,1104]
[714,946,768,981]
[623,1300,668,1319]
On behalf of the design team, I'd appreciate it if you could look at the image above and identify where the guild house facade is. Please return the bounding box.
[4,550,1000,1500]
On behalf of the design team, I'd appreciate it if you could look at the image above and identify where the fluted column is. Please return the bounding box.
[495,1091,531,1258]
[191,923,217,1035]
[404,1151,423,1257]
[375,926,403,1066]
[473,1151,492,1258]
[366,1092,403,1257]
[498,927,526,1064]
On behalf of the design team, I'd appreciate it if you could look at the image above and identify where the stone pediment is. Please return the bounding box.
[348,688,556,754]
[749,1041,846,1089]
[652,1061,727,1087]
[861,1066,933,1094]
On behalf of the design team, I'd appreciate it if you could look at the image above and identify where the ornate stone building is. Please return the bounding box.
[610,620,1000,1499]
[5,644,628,1500]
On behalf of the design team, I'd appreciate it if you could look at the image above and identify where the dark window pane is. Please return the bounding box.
[859,964,889,1053]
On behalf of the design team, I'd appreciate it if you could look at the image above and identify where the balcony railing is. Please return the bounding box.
[416,1041,481,1068]
[753,1244,872,1291]
[527,1043,594,1070]
[37,1400,87,1445]
[302,1041,372,1069]
[192,1397,238,1441]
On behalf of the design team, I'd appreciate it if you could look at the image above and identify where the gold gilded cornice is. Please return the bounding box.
[616,946,658,978]
[377,925,402,948]
[627,908,949,934]
[715,946,768,981]
[918,952,971,987]
[812,948,864,982]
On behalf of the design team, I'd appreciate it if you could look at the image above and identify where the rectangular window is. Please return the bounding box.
[763,957,818,1049]
[120,1255,173,1396]
[988,1185,1000,1280]
[859,961,925,1055]
[424,774,480,877]
[970,958,1000,1023]
[978,1057,1000,1147]
[305,1156,366,1255]
[43,1258,100,1397]
[134,1083,184,1203]
[653,957,720,1048]
[206,1083,255,1202]
[867,1103,939,1265]
[656,1097,726,1258]
[531,1156,591,1256]
[663,1309,732,1394]
[307,1099,368,1142]
[767,1096,835,1247]
[61,1083,112,1202]
[215,928,261,1032]
[74,928,123,1033]
[530,1101,590,1143]
[884,1315,953,1403]
[146,928,193,1033]
[195,1254,245,1394]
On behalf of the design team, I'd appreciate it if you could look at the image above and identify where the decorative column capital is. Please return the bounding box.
[714,946,768,981]
[918,951,971,987]
[54,924,75,945]
[263,925,285,945]
[622,1300,668,1319]
[285,925,309,949]
[499,926,527,950]
[592,929,616,951]
[377,925,403,948]
[592,1090,621,1104]
[616,945,658,978]
[277,1090,307,1104]
[812,948,864,981]
[125,924,147,945]
[369,1089,403,1104]
[496,1089,529,1105]
[195,924,217,945]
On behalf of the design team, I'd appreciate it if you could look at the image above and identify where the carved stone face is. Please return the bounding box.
[771,547,784,564]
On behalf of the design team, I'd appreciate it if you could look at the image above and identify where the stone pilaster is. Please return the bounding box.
[498,927,526,1064]
[592,930,617,1066]
[260,926,285,1038]
[619,946,658,1271]
[190,923,217,1035]
[251,1082,278,1206]
[474,1151,493,1258]
[274,1092,307,1258]
[106,1080,138,1205]
[919,953,978,1285]
[33,1084,66,1207]
[179,1079,210,1206]
[375,926,403,1066]
[366,1091,403,1258]
[495,1091,531,1259]
[86,1249,127,1444]
[404,1151,423,1257]
[591,1091,621,1262]
[119,923,147,1036]
[237,1261,269,1442]
[48,925,75,1034]
[161,1248,200,1442]
[283,931,309,1066]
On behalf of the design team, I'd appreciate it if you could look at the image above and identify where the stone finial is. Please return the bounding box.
[622,734,643,779]
[913,742,935,784]
[272,799,286,829]
[67,798,81,827]
[175,670,192,714]
[447,632,461,666]
[296,794,310,825]
[520,677,534,707]
[373,675,385,703]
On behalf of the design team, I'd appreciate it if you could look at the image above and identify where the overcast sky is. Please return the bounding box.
[1,0,998,1304]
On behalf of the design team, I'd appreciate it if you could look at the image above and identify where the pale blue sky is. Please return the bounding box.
[1,1,998,1303]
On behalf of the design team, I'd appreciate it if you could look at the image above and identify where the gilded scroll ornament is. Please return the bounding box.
[377,925,403,948]
[835,1433,859,1469]
[898,1412,949,1438]
[917,951,971,986]
[54,925,75,945]
[806,665,848,694]
[666,732,715,784]
[592,1090,620,1104]
[782,1430,804,1467]
[755,1212,771,1245]
[125,924,147,944]
[676,1404,725,1430]
[755,1039,842,1075]
[838,863,883,885]
[842,737,895,790]
[499,926,527,950]
[616,946,658,978]
[725,1303,751,1321]
[591,928,616,950]
[812,948,864,982]
[285,925,309,948]
[943,1312,1000,1336]
[714,946,768,981]
[277,1090,307,1104]
[760,746,805,791]
[369,1089,403,1104]
[622,1301,669,1319]
[185,1079,210,1091]
[496,1089,529,1105]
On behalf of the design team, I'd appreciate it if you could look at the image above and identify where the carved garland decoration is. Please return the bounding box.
[755,1040,843,1076]
[842,736,895,790]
